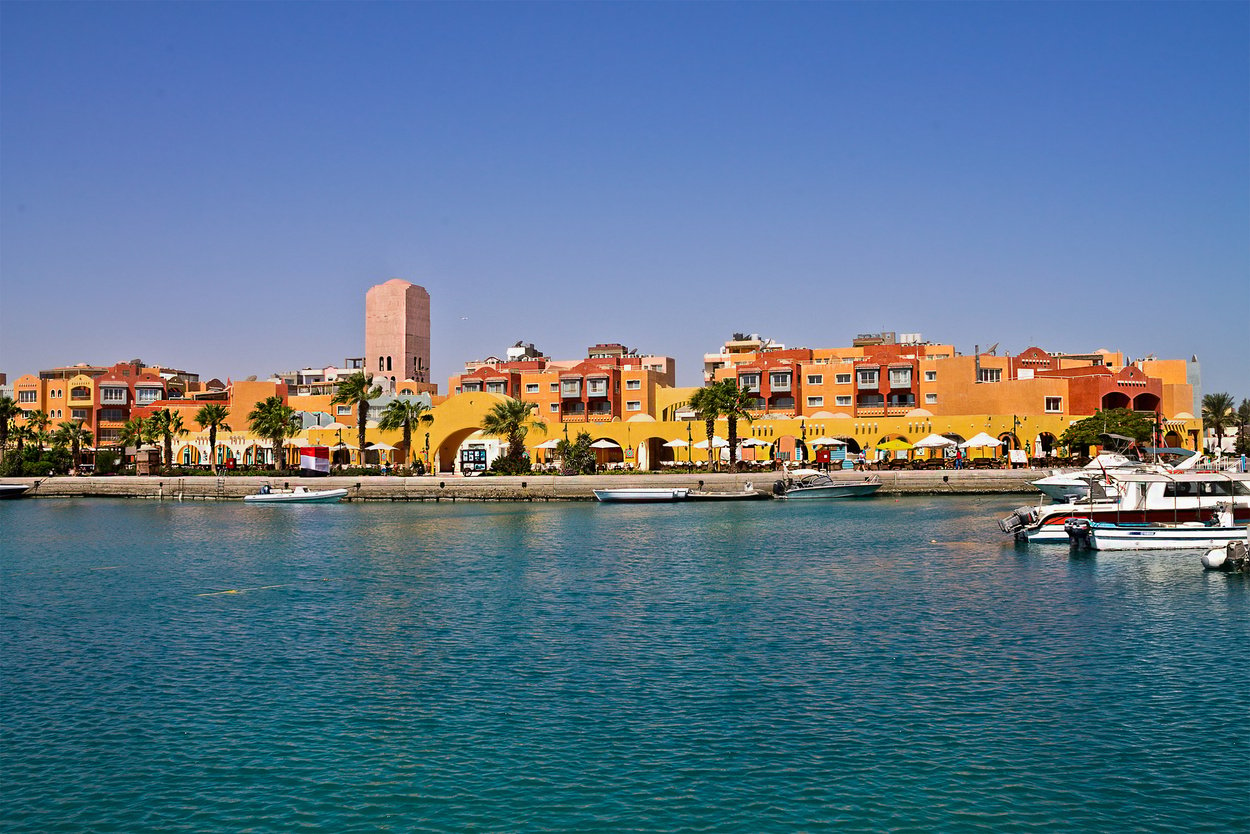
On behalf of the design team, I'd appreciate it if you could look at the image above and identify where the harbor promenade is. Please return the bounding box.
[8,469,1047,501]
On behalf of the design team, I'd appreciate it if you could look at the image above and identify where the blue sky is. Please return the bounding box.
[2,2,1246,396]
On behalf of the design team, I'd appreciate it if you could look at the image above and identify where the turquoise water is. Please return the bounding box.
[2,496,1247,832]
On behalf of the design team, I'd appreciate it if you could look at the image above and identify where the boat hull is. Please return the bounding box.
[593,488,690,503]
[686,489,769,501]
[0,484,31,500]
[781,483,882,499]
[1021,506,1250,543]
[1088,524,1247,551]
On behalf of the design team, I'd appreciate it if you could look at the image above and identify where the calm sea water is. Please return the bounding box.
[2,496,1247,833]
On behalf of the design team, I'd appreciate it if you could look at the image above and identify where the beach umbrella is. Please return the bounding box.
[741,438,770,447]
[877,438,914,451]
[693,436,729,449]
[913,433,957,449]
[366,442,396,451]
[590,439,621,449]
[959,432,1003,449]
[535,439,560,449]
[809,436,847,447]
[663,439,689,447]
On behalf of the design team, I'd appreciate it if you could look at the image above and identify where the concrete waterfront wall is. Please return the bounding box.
[8,469,1046,502]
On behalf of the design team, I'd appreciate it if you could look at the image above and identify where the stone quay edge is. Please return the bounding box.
[8,470,1047,501]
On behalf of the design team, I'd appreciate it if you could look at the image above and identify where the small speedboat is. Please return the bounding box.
[243,485,348,504]
[593,487,689,503]
[0,484,31,500]
[1065,507,1245,551]
[687,482,769,501]
[773,471,882,500]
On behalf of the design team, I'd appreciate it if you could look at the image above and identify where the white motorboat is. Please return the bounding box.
[1030,449,1199,502]
[1065,509,1246,551]
[593,487,690,503]
[0,484,31,500]
[243,485,348,504]
[772,471,882,500]
[1001,469,1250,544]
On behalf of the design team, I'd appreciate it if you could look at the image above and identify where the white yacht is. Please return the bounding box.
[1001,469,1250,544]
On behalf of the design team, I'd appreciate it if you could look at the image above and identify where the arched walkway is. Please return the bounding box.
[1102,392,1131,410]
[1132,393,1160,412]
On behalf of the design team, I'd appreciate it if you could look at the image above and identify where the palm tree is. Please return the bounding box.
[717,379,756,472]
[332,371,382,458]
[194,403,232,475]
[1202,392,1236,453]
[248,396,299,471]
[0,395,17,461]
[688,384,725,470]
[377,398,434,468]
[480,399,546,464]
[119,415,147,464]
[51,419,93,471]
[149,409,187,473]
[25,409,50,450]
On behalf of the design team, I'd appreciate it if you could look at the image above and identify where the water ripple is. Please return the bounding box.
[2,497,1247,832]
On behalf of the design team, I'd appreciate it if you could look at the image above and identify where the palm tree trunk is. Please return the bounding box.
[727,417,738,472]
[705,418,715,471]
[358,400,368,463]
[403,424,412,467]
[209,426,218,475]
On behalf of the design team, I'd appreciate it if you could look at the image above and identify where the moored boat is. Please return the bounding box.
[687,482,769,501]
[243,485,348,504]
[0,484,31,500]
[773,471,882,500]
[1002,470,1250,544]
[593,487,690,503]
[1064,514,1246,552]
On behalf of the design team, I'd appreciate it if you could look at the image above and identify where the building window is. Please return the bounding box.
[70,386,91,400]
[773,396,795,410]
[100,408,125,422]
[549,403,560,413]
[136,387,162,404]
[978,368,1002,383]
[18,390,36,403]
[857,370,878,387]
[337,405,352,415]
[739,373,760,392]
[806,396,823,407]
[835,373,851,385]
[525,383,540,394]
[550,382,559,393]
[769,372,792,390]
[379,357,385,371]
[925,393,938,404]
[835,395,852,407]
[587,378,608,397]
[888,368,912,387]
[626,379,641,390]
[72,409,88,420]
[1045,396,1062,413]
[924,370,937,382]
[561,379,582,397]
[485,382,506,394]
[462,382,482,392]
[626,401,641,411]
[101,387,127,404]
[807,374,823,385]
[386,356,393,372]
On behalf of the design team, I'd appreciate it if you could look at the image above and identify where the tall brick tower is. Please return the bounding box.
[365,279,431,392]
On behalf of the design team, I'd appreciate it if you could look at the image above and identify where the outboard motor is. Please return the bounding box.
[998,507,1039,535]
[1064,517,1093,550]
[772,480,787,496]
[1203,540,1249,573]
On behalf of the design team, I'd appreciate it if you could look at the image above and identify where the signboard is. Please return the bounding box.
[460,444,488,473]
[300,446,330,477]
[1008,449,1028,465]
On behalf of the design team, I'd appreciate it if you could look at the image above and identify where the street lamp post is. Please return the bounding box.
[686,421,692,466]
